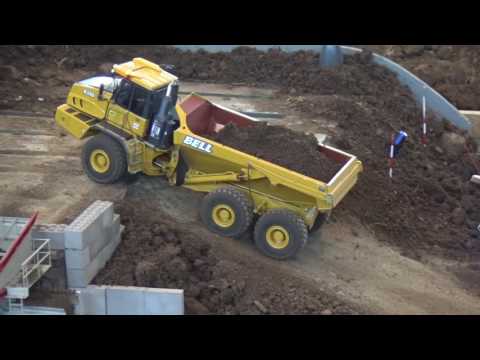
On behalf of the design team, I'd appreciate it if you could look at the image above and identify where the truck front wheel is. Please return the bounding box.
[82,134,127,184]
[200,186,254,238]
[254,210,308,260]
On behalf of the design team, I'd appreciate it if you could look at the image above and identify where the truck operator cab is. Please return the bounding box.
[62,58,180,146]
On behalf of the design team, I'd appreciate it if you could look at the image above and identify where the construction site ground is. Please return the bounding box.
[1,45,480,314]
[0,80,478,315]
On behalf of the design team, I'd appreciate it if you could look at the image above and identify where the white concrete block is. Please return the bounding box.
[6,287,29,299]
[89,214,120,258]
[73,286,107,315]
[66,226,123,288]
[65,214,121,270]
[144,288,184,315]
[106,286,145,315]
[65,247,91,270]
[105,287,184,315]
[31,224,67,250]
[65,201,114,250]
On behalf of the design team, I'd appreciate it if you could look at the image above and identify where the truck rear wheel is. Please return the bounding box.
[82,134,127,184]
[254,210,308,260]
[200,187,254,238]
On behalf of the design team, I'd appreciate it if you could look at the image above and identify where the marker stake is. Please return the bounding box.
[422,96,428,146]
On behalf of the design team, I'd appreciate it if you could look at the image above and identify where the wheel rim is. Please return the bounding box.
[90,150,110,174]
[266,226,290,250]
[212,204,236,228]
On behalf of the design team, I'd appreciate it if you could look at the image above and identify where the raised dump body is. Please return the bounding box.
[174,95,363,226]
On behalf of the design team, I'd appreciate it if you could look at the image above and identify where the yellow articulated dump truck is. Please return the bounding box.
[55,58,363,260]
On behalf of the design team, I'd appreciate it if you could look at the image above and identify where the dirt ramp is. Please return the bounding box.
[94,200,360,315]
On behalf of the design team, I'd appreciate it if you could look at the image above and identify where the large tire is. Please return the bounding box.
[82,134,127,184]
[254,209,308,260]
[200,186,254,238]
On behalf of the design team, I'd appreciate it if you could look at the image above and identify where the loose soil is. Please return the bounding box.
[209,122,343,183]
[94,199,360,315]
[2,46,480,310]
[362,45,480,110]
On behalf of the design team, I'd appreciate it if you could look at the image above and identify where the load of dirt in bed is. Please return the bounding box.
[209,122,344,183]
[94,200,359,315]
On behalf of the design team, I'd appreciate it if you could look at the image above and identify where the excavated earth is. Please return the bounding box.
[1,45,479,260]
[2,45,480,313]
[363,45,480,110]
[94,200,359,315]
[209,122,343,183]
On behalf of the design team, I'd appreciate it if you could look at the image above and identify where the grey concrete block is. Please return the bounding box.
[144,288,184,315]
[66,268,91,289]
[89,214,120,258]
[31,224,67,250]
[65,214,121,270]
[106,287,145,315]
[65,247,91,270]
[65,201,114,250]
[66,226,123,288]
[105,287,184,315]
[73,286,107,315]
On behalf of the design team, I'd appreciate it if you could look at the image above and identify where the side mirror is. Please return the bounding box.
[98,84,105,100]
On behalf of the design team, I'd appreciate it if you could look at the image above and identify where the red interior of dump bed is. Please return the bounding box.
[180,95,352,165]
[180,96,253,136]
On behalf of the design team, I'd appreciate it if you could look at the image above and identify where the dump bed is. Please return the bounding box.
[175,95,363,212]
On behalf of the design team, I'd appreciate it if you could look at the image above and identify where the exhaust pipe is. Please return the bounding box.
[148,81,179,149]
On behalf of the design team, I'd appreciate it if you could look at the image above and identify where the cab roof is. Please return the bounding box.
[113,58,178,91]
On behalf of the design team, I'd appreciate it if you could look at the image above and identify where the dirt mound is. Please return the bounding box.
[2,45,480,260]
[362,45,480,110]
[281,58,480,260]
[94,201,359,315]
[209,122,343,183]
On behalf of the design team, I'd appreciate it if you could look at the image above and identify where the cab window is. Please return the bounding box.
[115,80,134,109]
[79,76,121,93]
[130,86,150,118]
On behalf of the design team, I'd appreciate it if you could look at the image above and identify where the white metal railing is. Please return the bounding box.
[20,238,51,289]
[2,239,52,314]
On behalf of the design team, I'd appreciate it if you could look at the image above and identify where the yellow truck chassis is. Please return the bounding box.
[55,58,363,260]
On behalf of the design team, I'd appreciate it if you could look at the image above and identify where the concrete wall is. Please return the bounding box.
[32,201,124,289]
[64,201,123,288]
[74,285,184,315]
[173,45,329,53]
[32,224,67,251]
[460,111,480,139]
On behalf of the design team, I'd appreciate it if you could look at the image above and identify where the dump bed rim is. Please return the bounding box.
[179,94,357,187]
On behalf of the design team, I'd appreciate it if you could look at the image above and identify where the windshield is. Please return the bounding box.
[79,76,122,93]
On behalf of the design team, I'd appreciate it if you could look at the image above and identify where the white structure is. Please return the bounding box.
[0,214,52,313]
